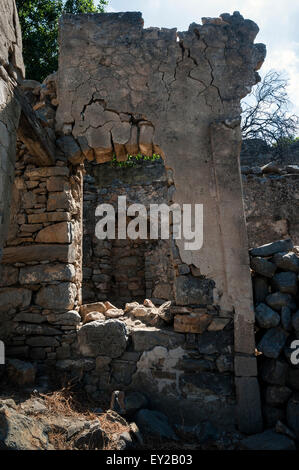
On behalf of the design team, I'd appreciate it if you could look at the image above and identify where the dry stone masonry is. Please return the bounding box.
[250,239,299,439]
[0,10,271,435]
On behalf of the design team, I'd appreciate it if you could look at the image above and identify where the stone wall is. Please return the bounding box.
[242,161,299,247]
[0,11,267,432]
[83,158,175,306]
[0,0,25,258]
[250,239,299,438]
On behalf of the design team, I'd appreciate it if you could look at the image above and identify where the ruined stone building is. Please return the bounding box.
[2,2,298,441]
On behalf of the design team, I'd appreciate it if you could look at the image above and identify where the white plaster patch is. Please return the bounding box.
[135,346,185,394]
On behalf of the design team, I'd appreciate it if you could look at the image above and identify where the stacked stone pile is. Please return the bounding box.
[251,239,299,437]
[21,73,58,129]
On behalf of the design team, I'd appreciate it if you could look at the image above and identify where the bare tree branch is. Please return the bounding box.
[241,70,299,152]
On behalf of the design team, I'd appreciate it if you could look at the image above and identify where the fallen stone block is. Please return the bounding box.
[240,429,295,450]
[249,239,293,257]
[258,328,288,359]
[255,303,280,329]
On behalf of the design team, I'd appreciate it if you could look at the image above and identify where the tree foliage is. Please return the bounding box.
[241,70,299,147]
[16,0,108,82]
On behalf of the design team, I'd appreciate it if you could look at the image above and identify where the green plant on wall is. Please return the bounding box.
[110,153,162,168]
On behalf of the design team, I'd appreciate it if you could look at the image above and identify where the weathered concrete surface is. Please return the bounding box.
[0,0,25,259]
[56,11,265,431]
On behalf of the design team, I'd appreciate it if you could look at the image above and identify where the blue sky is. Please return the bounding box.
[107,0,299,115]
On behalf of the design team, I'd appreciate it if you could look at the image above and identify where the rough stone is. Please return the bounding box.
[273,252,299,273]
[272,271,298,296]
[250,257,276,278]
[266,292,296,311]
[255,303,280,329]
[35,282,77,310]
[174,313,212,333]
[7,359,36,386]
[83,312,106,324]
[0,405,49,450]
[265,386,292,406]
[35,222,73,244]
[175,276,214,305]
[0,288,32,312]
[135,409,177,441]
[258,328,288,359]
[19,263,75,284]
[132,327,184,351]
[253,276,269,304]
[78,320,128,358]
[250,239,294,257]
[240,429,295,450]
[261,359,288,385]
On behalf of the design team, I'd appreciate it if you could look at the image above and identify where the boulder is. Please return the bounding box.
[0,404,50,450]
[157,301,173,323]
[273,252,299,273]
[250,257,276,278]
[83,312,106,324]
[272,271,297,296]
[250,239,293,257]
[7,359,36,386]
[105,308,124,318]
[135,409,177,441]
[265,385,292,406]
[74,422,106,450]
[255,303,280,329]
[240,429,295,450]
[261,359,288,385]
[80,302,106,319]
[266,292,296,311]
[253,276,269,304]
[78,320,128,358]
[0,288,32,312]
[258,328,288,359]
[19,263,75,284]
[35,282,77,310]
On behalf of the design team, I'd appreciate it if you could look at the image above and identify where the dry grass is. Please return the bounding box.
[40,384,97,420]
